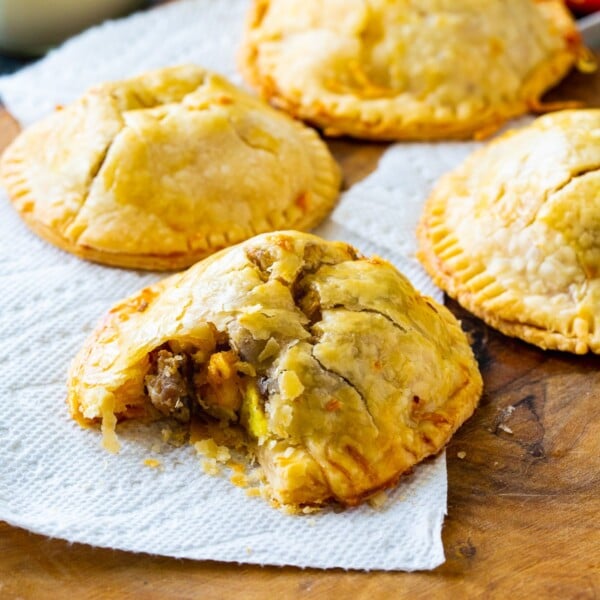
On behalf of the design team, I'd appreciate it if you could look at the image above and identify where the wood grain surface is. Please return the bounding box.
[0,47,599,600]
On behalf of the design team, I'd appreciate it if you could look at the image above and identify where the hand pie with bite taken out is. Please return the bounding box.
[0,65,340,270]
[240,0,585,140]
[418,110,600,354]
[68,231,482,509]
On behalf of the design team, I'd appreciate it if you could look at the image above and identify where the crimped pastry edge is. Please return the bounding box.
[416,171,598,355]
[0,71,341,271]
[239,0,582,141]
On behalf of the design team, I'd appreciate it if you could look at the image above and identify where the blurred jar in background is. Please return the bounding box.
[0,0,146,56]
[566,0,600,14]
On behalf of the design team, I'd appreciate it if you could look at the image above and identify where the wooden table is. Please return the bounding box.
[0,48,599,600]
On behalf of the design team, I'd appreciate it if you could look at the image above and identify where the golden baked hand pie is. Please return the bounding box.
[0,65,340,270]
[68,231,482,508]
[418,109,600,354]
[240,0,584,140]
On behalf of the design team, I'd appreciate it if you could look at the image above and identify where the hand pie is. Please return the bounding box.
[240,0,583,140]
[68,231,482,508]
[418,110,600,354]
[0,65,340,270]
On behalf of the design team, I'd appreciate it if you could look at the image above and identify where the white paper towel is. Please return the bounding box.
[0,0,487,571]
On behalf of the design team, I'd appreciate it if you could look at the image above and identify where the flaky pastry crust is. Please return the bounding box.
[0,65,340,270]
[68,231,482,508]
[240,0,583,140]
[418,110,600,354]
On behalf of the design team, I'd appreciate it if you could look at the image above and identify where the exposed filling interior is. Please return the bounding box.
[143,330,268,443]
[141,243,334,443]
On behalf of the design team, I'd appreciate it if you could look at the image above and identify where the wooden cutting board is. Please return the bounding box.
[0,53,599,599]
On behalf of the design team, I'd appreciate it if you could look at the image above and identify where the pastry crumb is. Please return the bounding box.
[231,473,249,487]
[457,451,467,459]
[229,461,246,473]
[201,458,221,475]
[368,490,388,509]
[279,503,297,515]
[143,458,162,469]
[301,505,321,515]
[194,438,231,463]
[195,439,232,475]
[498,423,513,434]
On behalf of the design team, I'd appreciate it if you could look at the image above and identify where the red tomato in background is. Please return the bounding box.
[566,0,600,14]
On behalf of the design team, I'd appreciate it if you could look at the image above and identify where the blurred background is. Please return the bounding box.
[0,0,161,73]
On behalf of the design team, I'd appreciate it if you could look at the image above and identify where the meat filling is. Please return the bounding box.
[145,350,192,423]
[144,344,261,426]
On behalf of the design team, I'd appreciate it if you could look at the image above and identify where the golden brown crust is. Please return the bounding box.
[68,231,482,508]
[240,0,583,141]
[0,65,341,270]
[417,110,600,354]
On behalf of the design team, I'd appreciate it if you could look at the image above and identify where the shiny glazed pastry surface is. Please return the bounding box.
[418,110,600,354]
[68,231,482,508]
[0,65,340,270]
[240,0,582,140]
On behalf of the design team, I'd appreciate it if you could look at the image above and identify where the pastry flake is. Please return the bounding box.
[0,65,340,270]
[240,0,584,140]
[68,231,482,508]
[417,109,600,354]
